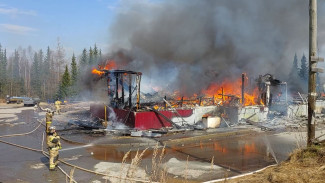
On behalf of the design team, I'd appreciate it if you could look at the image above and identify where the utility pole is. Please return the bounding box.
[308,0,324,146]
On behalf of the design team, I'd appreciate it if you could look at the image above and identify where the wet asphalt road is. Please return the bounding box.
[0,105,105,183]
[0,104,303,183]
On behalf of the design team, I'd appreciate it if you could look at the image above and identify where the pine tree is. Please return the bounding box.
[80,48,88,68]
[57,65,71,99]
[289,53,299,79]
[93,44,98,64]
[299,54,308,81]
[88,47,93,65]
[37,49,45,98]
[70,54,78,97]
[12,50,20,79]
[0,44,7,97]
[71,54,77,84]
[30,52,41,97]
[42,47,51,99]
[5,50,25,96]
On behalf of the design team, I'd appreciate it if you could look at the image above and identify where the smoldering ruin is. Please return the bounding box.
[2,0,325,182]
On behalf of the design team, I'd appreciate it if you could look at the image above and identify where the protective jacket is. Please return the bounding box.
[47,132,61,150]
[46,112,53,122]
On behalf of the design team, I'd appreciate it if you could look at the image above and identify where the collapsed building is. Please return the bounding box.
[87,62,325,134]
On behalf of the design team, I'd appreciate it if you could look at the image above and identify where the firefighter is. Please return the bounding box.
[47,126,62,170]
[54,99,61,115]
[45,108,54,134]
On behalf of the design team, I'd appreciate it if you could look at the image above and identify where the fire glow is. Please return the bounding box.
[91,60,262,107]
[91,60,117,76]
[171,76,263,107]
[202,77,261,106]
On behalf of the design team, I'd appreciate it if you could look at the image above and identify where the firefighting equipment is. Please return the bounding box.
[47,129,61,170]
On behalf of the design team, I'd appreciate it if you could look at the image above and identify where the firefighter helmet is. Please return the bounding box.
[49,126,56,130]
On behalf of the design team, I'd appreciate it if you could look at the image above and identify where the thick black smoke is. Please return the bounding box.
[107,0,325,95]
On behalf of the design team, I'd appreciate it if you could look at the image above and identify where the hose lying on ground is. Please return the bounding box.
[0,118,154,183]
[0,119,43,138]
[0,118,76,183]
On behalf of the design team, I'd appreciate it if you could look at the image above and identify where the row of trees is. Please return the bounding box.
[289,53,308,84]
[0,42,103,101]
[288,53,322,93]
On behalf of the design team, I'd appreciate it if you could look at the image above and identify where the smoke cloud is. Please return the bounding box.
[106,0,325,95]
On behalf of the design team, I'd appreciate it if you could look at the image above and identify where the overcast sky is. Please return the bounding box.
[0,0,121,57]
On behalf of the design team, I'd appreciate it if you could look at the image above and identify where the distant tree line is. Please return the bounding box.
[0,42,102,101]
[288,53,322,93]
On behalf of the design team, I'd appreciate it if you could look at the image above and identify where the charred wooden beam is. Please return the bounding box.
[128,75,132,108]
[115,73,119,101]
[164,96,167,109]
[242,73,245,105]
[121,75,124,103]
[136,74,141,110]
[221,87,224,102]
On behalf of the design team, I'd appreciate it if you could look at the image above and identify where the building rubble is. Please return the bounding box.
[63,69,325,138]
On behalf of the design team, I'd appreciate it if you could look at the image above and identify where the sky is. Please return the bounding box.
[0,0,120,57]
[1,0,325,94]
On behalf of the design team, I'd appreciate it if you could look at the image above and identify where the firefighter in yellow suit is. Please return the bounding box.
[54,100,61,115]
[47,126,62,170]
[45,108,54,134]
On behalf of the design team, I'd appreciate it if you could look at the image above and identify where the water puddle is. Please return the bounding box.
[83,133,283,181]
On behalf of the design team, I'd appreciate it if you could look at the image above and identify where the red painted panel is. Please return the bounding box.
[134,109,193,130]
[113,108,135,128]
[90,103,193,130]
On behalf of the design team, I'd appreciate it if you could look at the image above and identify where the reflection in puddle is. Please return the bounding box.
[87,135,277,175]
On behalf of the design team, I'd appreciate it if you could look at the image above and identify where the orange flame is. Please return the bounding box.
[91,69,104,76]
[91,60,117,76]
[170,76,263,107]
[99,60,117,70]
[201,77,261,106]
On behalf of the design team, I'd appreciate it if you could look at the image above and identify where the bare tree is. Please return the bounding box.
[55,38,66,84]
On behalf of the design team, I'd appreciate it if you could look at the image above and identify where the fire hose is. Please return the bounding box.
[0,118,154,183]
[0,119,76,182]
[0,119,43,138]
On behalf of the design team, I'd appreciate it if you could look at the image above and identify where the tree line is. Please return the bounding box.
[0,41,102,101]
[288,53,322,93]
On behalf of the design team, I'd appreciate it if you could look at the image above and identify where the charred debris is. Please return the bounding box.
[68,69,325,138]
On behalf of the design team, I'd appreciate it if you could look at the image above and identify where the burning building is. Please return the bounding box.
[88,60,291,131]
